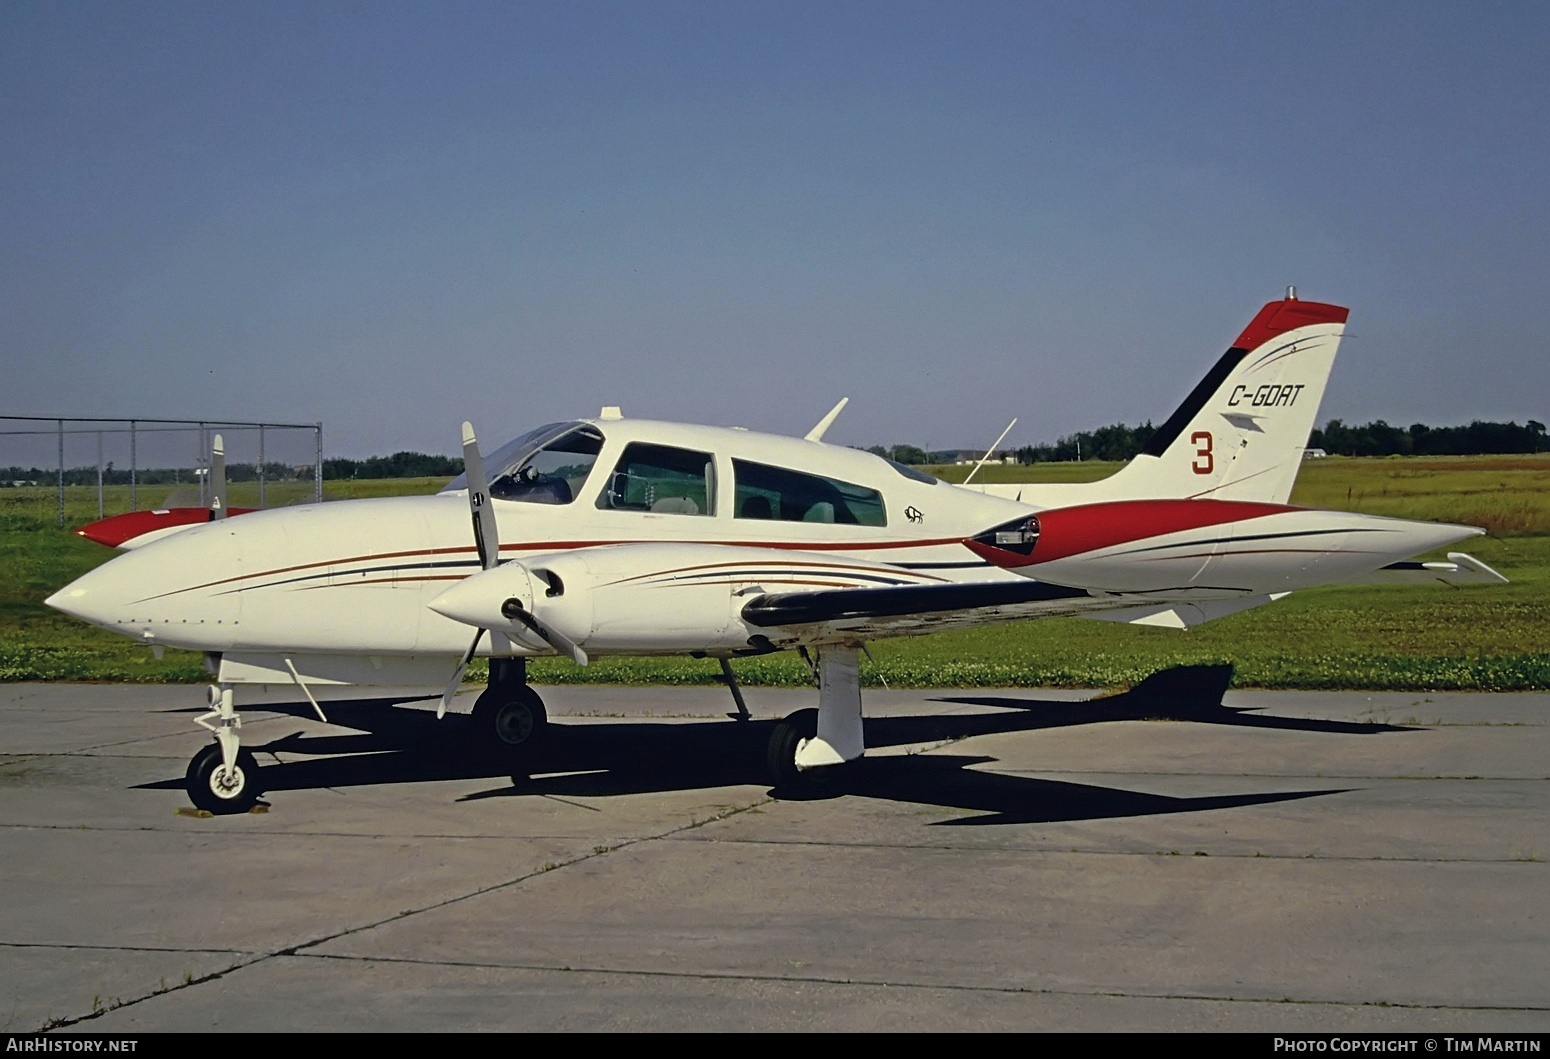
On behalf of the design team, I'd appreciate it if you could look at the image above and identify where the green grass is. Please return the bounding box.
[4,459,1547,690]
[1288,454,1550,537]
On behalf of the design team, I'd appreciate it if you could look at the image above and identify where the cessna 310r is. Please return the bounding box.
[48,292,1505,813]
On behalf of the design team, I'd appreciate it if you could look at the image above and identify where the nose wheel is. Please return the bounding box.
[186,743,261,814]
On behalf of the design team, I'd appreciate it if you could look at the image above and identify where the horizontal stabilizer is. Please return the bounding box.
[1081,593,1286,629]
[1348,552,1509,587]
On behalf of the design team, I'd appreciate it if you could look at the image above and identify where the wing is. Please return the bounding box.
[740,577,1269,640]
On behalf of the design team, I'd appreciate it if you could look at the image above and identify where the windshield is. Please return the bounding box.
[440,421,604,505]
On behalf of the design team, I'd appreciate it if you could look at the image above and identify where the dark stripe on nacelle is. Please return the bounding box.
[741,579,1089,627]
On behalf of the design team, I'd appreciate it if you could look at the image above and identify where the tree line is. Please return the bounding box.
[1,461,307,487]
[996,418,1545,464]
[320,452,462,479]
[1309,419,1546,457]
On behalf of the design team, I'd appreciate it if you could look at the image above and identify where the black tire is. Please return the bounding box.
[765,708,819,788]
[472,684,548,759]
[186,744,260,815]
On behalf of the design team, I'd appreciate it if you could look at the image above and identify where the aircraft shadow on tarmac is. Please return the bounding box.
[138,665,1393,824]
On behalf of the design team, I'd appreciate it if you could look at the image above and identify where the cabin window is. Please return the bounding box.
[732,459,886,526]
[598,443,715,516]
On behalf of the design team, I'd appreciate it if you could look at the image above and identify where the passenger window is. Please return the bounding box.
[732,459,886,527]
[598,444,715,515]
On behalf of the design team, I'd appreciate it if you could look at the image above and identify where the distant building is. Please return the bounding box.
[1303,448,1328,459]
[943,450,1019,465]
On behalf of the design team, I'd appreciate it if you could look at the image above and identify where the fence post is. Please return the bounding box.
[314,423,323,503]
[130,420,137,511]
[56,419,64,527]
[258,424,266,508]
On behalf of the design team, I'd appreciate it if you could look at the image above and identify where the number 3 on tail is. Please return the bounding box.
[1191,431,1213,475]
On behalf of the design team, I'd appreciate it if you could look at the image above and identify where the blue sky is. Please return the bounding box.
[4,1,1547,458]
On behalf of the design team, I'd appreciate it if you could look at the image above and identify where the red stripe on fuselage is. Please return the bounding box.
[966,499,1297,568]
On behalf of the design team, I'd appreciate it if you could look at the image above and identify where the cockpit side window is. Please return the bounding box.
[732,459,886,526]
[598,443,715,516]
[487,425,604,505]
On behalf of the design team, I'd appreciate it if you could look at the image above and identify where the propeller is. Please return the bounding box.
[437,421,589,717]
[428,564,589,667]
[210,434,227,520]
[439,421,508,718]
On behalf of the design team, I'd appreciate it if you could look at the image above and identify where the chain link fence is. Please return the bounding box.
[1,417,322,527]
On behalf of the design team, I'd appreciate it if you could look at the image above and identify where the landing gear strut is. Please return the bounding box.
[765,644,865,788]
[187,683,261,814]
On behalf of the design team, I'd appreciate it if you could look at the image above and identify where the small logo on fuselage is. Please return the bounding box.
[905,506,923,524]
[1228,383,1304,408]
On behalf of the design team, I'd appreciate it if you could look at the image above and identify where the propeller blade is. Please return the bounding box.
[461,421,501,572]
[439,628,483,719]
[210,433,227,520]
[460,420,510,655]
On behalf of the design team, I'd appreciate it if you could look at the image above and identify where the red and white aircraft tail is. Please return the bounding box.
[972,293,1348,509]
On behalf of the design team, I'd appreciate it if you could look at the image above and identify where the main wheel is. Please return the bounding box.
[186,744,261,815]
[765,708,819,788]
[472,684,548,759]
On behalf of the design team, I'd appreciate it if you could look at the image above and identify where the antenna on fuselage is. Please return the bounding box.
[804,397,849,442]
[962,418,1017,485]
[209,434,227,520]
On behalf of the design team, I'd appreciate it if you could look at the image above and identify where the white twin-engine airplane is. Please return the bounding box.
[48,293,1505,814]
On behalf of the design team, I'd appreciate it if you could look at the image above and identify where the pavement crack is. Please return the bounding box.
[281,952,1550,1013]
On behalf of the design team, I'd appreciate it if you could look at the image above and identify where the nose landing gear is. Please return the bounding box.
[186,683,262,814]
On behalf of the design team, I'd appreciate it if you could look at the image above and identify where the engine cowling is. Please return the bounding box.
[428,543,767,656]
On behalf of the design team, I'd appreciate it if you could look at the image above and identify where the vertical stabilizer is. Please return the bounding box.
[1091,296,1349,503]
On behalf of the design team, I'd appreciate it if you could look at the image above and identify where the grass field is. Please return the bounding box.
[3,455,1547,690]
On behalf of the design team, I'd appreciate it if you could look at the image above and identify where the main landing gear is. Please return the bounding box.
[763,644,865,789]
[471,658,549,762]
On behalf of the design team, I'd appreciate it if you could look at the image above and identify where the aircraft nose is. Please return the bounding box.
[46,555,149,629]
[45,525,244,647]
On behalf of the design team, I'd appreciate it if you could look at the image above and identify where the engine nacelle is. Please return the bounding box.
[429,543,766,656]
